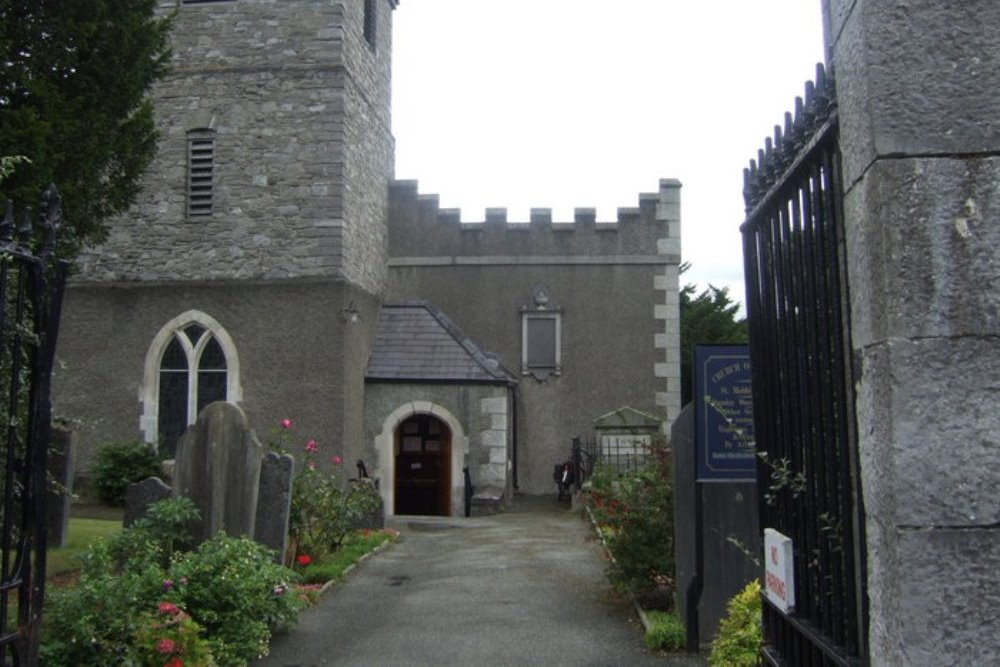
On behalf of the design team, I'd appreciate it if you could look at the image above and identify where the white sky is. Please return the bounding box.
[391,1,826,303]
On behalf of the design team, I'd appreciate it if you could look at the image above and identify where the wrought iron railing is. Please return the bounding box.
[0,185,68,665]
[574,435,656,483]
[742,65,868,666]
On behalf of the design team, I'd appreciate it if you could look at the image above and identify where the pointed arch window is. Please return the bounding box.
[143,313,241,458]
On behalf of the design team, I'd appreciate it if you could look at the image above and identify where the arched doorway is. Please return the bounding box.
[394,414,451,516]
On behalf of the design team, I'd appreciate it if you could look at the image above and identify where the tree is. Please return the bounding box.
[0,1,172,257]
[680,266,748,406]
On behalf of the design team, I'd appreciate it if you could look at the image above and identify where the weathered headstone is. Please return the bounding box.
[173,402,263,542]
[46,426,74,548]
[124,477,173,527]
[254,451,295,560]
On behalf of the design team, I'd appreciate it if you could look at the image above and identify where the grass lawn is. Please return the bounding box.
[47,517,122,580]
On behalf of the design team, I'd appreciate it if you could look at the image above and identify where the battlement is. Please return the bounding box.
[388,179,681,263]
[395,180,678,231]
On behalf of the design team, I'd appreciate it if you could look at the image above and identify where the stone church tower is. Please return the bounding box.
[54,1,681,509]
[55,0,399,468]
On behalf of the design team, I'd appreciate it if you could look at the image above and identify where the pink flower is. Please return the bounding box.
[280,419,292,429]
[157,601,180,616]
[156,638,177,655]
[330,455,343,466]
[304,439,318,453]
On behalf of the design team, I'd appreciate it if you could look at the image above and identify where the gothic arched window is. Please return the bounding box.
[142,312,241,457]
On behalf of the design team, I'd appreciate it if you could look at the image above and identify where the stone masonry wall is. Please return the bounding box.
[824,1,1000,664]
[342,0,395,295]
[387,180,681,493]
[75,0,394,295]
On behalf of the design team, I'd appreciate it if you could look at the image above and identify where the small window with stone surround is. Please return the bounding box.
[187,129,215,217]
[521,285,562,381]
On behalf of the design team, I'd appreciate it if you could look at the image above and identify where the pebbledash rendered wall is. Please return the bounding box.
[54,1,397,474]
[386,179,682,494]
[824,0,1000,663]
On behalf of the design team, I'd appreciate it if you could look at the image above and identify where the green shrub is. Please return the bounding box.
[272,422,383,562]
[132,602,215,666]
[601,447,675,595]
[42,498,304,667]
[644,611,686,652]
[91,440,161,505]
[41,562,168,665]
[170,533,306,665]
[709,580,763,667]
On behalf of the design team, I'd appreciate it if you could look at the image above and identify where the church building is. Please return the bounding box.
[53,0,681,515]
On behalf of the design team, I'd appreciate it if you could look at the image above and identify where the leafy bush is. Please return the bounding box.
[41,562,168,665]
[709,580,763,667]
[169,533,306,665]
[42,498,304,667]
[643,611,686,652]
[591,445,675,595]
[269,420,383,562]
[80,497,200,576]
[91,440,161,505]
[132,602,215,667]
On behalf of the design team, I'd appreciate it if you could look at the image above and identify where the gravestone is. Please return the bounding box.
[124,477,173,527]
[254,451,295,560]
[46,426,74,548]
[174,402,263,542]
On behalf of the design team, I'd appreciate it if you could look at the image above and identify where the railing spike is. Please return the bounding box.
[1,200,12,243]
[40,184,61,256]
[18,207,33,246]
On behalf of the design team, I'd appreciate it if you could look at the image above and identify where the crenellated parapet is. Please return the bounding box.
[388,179,681,263]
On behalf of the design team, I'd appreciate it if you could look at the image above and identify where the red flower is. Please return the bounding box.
[157,602,180,616]
[280,419,293,429]
[165,658,183,667]
[296,554,312,566]
[305,439,318,453]
[330,455,343,466]
[156,638,177,655]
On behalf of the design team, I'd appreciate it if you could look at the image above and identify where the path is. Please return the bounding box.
[257,496,705,666]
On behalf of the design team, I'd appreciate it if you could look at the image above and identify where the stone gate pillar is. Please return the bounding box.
[823,1,1000,664]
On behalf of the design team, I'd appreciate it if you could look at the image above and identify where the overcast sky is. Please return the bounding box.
[391,1,825,303]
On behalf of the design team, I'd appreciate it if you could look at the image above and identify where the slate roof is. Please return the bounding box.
[366,301,516,384]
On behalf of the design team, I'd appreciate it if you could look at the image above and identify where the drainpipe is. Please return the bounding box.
[510,384,519,490]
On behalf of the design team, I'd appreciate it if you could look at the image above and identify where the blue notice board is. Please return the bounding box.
[694,345,755,481]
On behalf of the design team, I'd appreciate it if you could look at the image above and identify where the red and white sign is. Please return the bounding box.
[764,528,795,613]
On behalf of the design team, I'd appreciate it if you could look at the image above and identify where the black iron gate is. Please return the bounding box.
[0,185,68,665]
[741,65,868,665]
